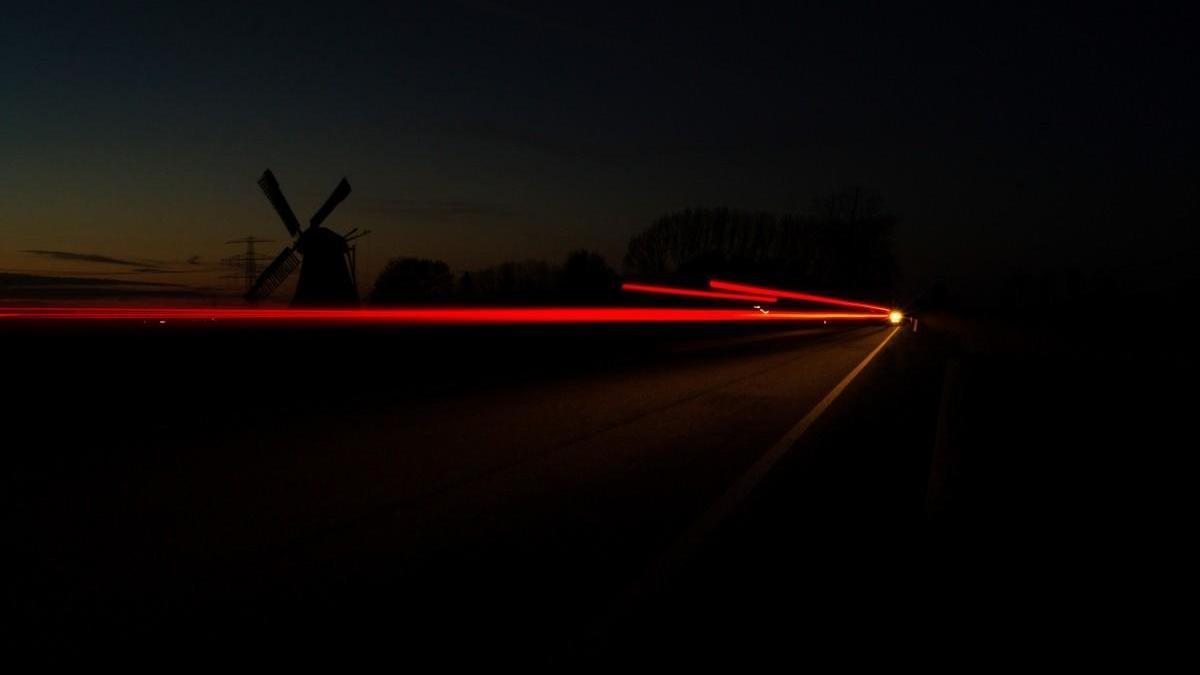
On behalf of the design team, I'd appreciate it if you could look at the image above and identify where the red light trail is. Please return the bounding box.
[708,280,891,313]
[620,282,777,303]
[0,306,888,324]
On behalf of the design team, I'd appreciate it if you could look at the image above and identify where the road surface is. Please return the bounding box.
[10,323,905,662]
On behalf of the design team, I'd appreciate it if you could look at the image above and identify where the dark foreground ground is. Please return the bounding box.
[3,309,1194,665]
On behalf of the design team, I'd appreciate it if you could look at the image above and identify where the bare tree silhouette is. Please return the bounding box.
[622,187,898,294]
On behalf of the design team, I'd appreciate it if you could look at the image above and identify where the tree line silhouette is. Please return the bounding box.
[370,187,898,305]
[623,187,897,294]
[371,250,618,305]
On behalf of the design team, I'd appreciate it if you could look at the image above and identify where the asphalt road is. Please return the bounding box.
[9,322,906,663]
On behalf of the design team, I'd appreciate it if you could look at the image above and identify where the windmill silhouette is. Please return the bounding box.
[246,169,364,306]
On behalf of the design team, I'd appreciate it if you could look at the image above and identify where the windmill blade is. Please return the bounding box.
[309,178,352,229]
[244,246,300,301]
[257,170,303,237]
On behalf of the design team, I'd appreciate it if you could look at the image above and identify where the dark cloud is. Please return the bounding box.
[0,272,185,287]
[22,249,151,267]
[22,250,211,274]
[0,272,204,300]
[0,286,209,299]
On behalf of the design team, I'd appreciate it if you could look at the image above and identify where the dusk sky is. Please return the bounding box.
[3,2,1195,298]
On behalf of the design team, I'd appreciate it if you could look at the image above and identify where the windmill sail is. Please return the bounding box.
[245,246,300,301]
[309,178,351,229]
[258,170,303,237]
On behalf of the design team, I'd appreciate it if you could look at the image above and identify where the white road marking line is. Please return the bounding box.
[595,325,904,635]
[657,324,902,569]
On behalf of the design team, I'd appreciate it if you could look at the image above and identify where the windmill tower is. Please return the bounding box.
[246,169,361,306]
